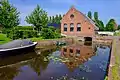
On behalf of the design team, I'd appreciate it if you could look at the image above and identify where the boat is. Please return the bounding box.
[0,39,37,57]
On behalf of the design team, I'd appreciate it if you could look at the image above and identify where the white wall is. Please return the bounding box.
[97,31,114,36]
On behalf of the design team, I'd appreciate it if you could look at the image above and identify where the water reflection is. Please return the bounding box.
[60,43,95,72]
[0,67,20,80]
[0,42,110,80]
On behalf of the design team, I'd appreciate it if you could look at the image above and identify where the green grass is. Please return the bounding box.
[0,34,11,44]
[111,40,120,80]
[30,37,43,41]
[30,37,61,42]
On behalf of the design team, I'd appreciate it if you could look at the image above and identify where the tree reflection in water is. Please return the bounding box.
[0,66,20,80]
[28,48,57,76]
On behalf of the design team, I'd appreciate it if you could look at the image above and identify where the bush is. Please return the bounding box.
[15,26,34,30]
[7,29,38,40]
[2,26,34,34]
[41,27,61,39]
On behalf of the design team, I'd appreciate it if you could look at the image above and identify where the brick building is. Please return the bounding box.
[61,6,99,38]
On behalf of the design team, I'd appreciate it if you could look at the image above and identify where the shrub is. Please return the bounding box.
[7,29,38,40]
[41,27,61,39]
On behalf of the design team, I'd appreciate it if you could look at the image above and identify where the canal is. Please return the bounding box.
[0,42,111,80]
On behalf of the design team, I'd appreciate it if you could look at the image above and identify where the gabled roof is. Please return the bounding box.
[66,6,99,30]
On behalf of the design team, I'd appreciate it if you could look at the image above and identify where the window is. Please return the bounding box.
[70,14,74,19]
[70,23,74,32]
[77,23,81,31]
[64,24,67,31]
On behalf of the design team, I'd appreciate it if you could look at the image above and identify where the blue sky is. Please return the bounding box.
[9,0,120,26]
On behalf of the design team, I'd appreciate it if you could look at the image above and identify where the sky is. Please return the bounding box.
[9,0,120,26]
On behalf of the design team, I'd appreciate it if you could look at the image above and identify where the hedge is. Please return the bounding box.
[7,30,38,40]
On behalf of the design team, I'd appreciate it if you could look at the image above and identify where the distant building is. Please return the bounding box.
[61,6,99,38]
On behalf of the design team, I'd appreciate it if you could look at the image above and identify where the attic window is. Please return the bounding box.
[70,14,74,19]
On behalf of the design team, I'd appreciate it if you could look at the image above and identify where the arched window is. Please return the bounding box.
[77,23,81,31]
[70,23,74,32]
[64,24,67,31]
[70,14,74,19]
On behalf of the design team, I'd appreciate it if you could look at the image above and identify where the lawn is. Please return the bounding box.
[0,33,61,44]
[0,34,11,44]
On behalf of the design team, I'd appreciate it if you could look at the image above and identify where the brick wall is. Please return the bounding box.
[61,7,95,37]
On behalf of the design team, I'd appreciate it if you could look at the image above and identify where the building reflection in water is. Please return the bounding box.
[61,42,96,72]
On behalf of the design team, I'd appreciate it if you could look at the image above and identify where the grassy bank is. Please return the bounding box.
[111,39,120,80]
[30,37,61,42]
[0,34,11,44]
[0,33,61,45]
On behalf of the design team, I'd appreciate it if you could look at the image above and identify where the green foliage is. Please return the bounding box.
[97,20,105,31]
[87,11,92,19]
[0,33,11,44]
[15,26,34,30]
[0,0,20,28]
[25,5,48,32]
[93,12,105,31]
[94,12,98,20]
[117,25,120,30]
[48,14,62,24]
[2,26,34,34]
[106,19,116,31]
[6,29,38,40]
[41,26,61,39]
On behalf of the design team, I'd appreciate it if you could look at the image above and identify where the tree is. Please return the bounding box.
[25,5,48,32]
[52,16,55,23]
[117,25,120,30]
[41,26,61,39]
[49,14,62,24]
[41,27,55,39]
[55,15,59,24]
[98,20,105,31]
[48,16,52,24]
[94,12,98,20]
[93,12,105,31]
[87,11,92,19]
[106,19,116,31]
[0,0,20,28]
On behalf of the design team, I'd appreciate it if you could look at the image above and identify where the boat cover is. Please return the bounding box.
[0,39,33,49]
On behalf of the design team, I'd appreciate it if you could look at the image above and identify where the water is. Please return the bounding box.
[0,42,110,80]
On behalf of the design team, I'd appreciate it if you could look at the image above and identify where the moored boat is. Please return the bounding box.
[0,39,37,57]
